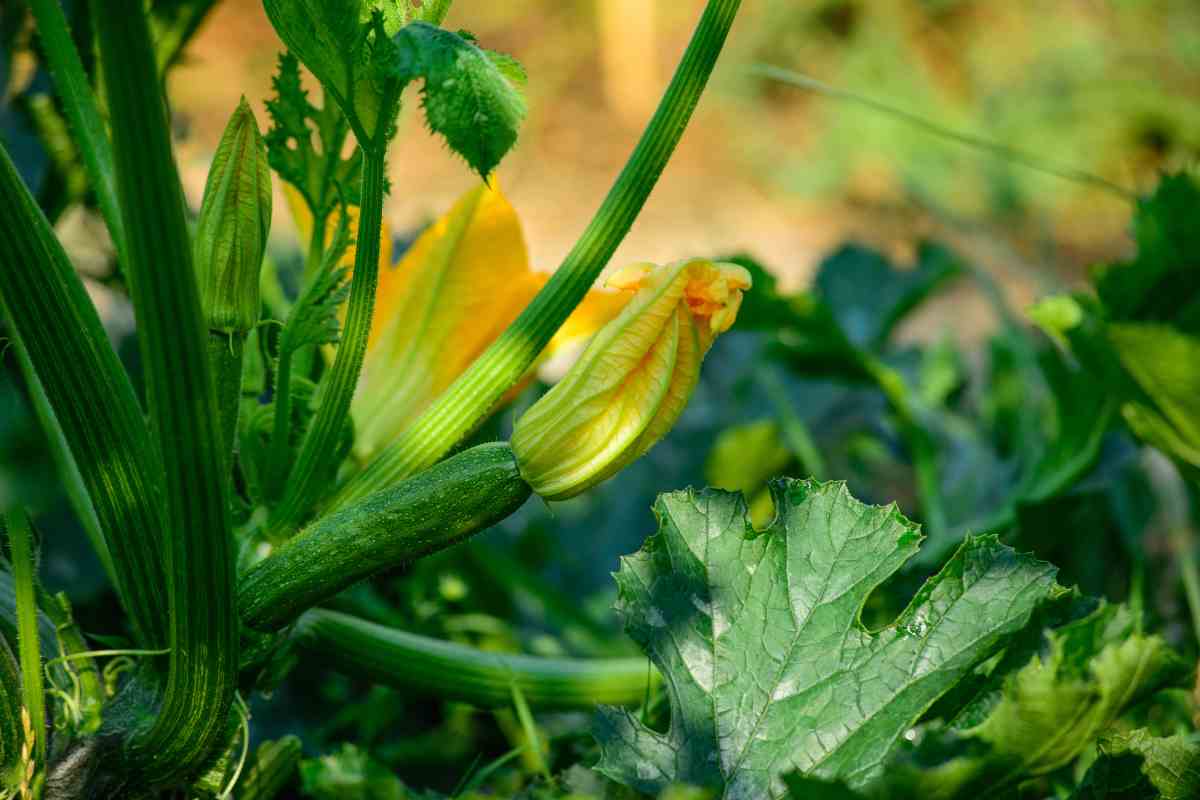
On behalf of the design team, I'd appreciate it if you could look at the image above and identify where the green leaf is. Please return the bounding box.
[783,775,864,799]
[279,219,353,357]
[299,743,406,800]
[593,480,1057,797]
[265,52,363,218]
[1074,730,1200,800]
[1093,172,1200,331]
[881,603,1185,798]
[814,243,962,351]
[261,0,391,140]
[384,22,526,177]
[1108,323,1200,471]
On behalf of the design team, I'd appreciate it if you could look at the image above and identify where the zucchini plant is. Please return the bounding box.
[1,1,1198,798]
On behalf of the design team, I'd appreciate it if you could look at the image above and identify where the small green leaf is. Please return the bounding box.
[593,480,1057,797]
[265,52,363,218]
[383,22,526,177]
[1108,323,1200,472]
[280,216,353,357]
[299,743,406,800]
[261,0,389,138]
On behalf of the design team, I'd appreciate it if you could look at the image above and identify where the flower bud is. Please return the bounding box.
[194,98,271,335]
[512,258,751,500]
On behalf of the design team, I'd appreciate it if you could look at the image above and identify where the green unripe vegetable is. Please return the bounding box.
[239,442,531,631]
[194,97,271,336]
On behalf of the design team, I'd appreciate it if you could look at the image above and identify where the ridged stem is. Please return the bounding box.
[331,0,743,508]
[0,144,165,647]
[266,143,390,532]
[94,0,237,783]
[295,610,658,710]
[27,0,127,262]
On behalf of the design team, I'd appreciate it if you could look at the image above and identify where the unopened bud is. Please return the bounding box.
[194,98,271,335]
[512,258,751,500]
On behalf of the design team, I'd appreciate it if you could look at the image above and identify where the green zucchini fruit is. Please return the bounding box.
[239,442,531,631]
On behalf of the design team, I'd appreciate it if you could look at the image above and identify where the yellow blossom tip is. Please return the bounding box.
[512,257,751,500]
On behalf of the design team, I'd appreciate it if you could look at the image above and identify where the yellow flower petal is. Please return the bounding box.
[286,182,635,462]
[352,182,631,461]
[512,258,751,500]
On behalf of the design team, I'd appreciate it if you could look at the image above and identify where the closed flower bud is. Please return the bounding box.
[194,98,271,335]
[512,258,751,500]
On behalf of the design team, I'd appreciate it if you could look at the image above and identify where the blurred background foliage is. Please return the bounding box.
[2,0,1200,795]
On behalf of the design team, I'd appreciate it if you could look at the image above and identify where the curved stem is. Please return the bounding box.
[295,610,658,710]
[331,0,744,508]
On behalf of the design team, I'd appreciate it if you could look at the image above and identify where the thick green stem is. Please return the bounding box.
[208,333,246,461]
[241,443,530,631]
[0,144,166,648]
[332,0,743,508]
[6,509,45,772]
[27,0,127,262]
[266,145,389,532]
[94,0,237,783]
[295,610,658,710]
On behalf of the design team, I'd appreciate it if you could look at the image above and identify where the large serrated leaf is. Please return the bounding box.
[594,480,1057,798]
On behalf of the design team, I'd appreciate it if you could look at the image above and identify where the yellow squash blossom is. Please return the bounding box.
[288,183,629,462]
[511,259,751,500]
